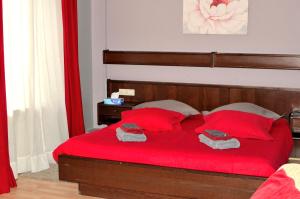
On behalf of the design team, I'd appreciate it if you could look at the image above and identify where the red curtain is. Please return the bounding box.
[61,0,85,137]
[0,0,17,194]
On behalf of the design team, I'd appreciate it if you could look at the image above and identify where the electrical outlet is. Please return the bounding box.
[119,89,135,96]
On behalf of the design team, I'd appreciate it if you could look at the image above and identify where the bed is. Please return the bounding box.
[56,80,300,199]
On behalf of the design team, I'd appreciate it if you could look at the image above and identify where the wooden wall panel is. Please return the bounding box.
[215,53,300,70]
[153,85,177,101]
[103,50,212,67]
[103,50,300,70]
[175,86,200,110]
[229,88,256,104]
[107,79,300,115]
[202,87,229,111]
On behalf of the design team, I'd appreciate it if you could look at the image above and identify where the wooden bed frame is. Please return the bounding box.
[58,80,300,199]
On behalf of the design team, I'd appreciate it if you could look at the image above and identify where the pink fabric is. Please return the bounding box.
[0,0,17,193]
[251,169,300,199]
[196,110,274,140]
[53,117,293,177]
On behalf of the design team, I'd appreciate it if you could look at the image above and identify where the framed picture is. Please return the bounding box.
[183,0,248,35]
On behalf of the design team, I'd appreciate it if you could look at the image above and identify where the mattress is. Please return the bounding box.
[53,115,293,177]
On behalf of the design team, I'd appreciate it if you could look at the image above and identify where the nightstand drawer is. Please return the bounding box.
[97,102,137,125]
[291,117,300,137]
[99,115,121,124]
[100,105,131,116]
[289,139,300,164]
[292,118,300,128]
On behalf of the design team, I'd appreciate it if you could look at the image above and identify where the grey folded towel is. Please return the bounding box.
[116,127,147,142]
[198,134,240,150]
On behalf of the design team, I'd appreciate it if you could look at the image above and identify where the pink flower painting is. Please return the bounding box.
[183,0,248,34]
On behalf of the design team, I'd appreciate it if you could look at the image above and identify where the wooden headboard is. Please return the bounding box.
[107,79,300,115]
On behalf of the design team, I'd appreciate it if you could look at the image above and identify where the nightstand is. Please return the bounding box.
[290,112,300,138]
[97,102,137,125]
[289,139,300,164]
[289,112,300,163]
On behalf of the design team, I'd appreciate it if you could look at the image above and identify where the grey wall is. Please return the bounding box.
[78,0,300,128]
[106,0,300,89]
[77,0,93,130]
[91,0,107,128]
[107,0,300,53]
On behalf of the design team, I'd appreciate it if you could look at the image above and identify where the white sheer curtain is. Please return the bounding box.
[3,0,69,177]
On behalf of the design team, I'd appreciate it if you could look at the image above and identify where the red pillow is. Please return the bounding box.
[195,110,274,140]
[181,114,205,131]
[121,108,185,132]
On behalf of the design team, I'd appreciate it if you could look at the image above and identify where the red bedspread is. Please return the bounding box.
[53,116,293,177]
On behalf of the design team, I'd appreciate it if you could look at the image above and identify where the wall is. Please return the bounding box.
[106,0,300,89]
[91,0,107,128]
[79,0,300,128]
[77,0,93,129]
[78,0,107,129]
